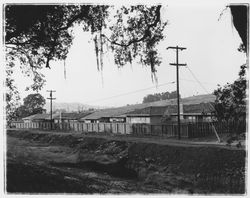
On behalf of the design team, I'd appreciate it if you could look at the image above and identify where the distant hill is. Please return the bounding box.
[44,102,106,112]
[45,94,215,114]
[118,94,216,109]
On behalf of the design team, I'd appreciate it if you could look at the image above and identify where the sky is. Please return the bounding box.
[12,0,247,107]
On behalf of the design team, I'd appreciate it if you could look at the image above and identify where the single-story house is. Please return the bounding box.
[53,112,92,123]
[80,94,216,123]
[79,109,127,123]
[168,103,214,122]
[126,103,215,124]
[126,106,169,124]
[22,113,54,123]
[78,104,152,123]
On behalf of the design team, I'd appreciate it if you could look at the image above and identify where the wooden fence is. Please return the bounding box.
[11,122,133,135]
[11,121,246,138]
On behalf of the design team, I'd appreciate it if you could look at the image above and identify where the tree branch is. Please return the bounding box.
[102,5,162,48]
[59,6,91,31]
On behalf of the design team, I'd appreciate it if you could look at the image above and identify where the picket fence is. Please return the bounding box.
[11,120,246,138]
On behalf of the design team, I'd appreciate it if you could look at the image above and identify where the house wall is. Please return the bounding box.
[183,115,196,122]
[23,120,32,123]
[203,116,212,122]
[109,117,125,123]
[150,116,164,124]
[99,118,109,123]
[54,119,78,124]
[82,119,99,123]
[172,115,213,122]
[127,117,150,124]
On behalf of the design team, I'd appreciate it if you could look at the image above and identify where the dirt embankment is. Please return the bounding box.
[6,130,246,194]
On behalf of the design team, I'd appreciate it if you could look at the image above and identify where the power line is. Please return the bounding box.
[186,66,221,142]
[186,66,216,109]
[84,81,175,104]
[186,66,211,94]
[180,78,218,85]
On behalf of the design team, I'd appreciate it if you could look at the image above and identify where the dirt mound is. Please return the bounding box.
[7,130,246,194]
[127,142,245,193]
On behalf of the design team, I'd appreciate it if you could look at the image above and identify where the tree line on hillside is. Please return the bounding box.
[142,91,179,103]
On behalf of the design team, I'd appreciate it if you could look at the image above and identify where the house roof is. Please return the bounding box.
[126,103,214,117]
[80,107,139,120]
[53,112,92,120]
[22,113,52,120]
[80,94,215,120]
[183,103,214,113]
[126,106,169,116]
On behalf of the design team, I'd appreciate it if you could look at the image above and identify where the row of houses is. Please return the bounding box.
[18,94,216,125]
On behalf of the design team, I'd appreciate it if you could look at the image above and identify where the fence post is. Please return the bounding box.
[103,123,106,133]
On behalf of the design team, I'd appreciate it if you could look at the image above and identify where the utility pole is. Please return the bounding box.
[167,46,187,140]
[47,90,56,130]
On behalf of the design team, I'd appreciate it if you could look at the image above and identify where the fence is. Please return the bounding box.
[11,121,133,135]
[10,120,246,138]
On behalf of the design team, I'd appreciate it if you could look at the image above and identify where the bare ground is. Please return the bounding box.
[5,129,246,194]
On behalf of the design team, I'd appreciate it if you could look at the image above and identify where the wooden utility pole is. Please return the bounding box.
[47,90,56,130]
[167,46,187,139]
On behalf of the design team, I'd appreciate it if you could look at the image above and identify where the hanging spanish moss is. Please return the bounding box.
[151,71,158,85]
[128,49,132,65]
[99,30,104,71]
[93,31,105,72]
[100,70,104,88]
[64,59,67,80]
[94,34,100,71]
[93,30,105,87]
[90,5,167,86]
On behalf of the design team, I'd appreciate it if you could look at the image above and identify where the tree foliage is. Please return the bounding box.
[15,93,46,119]
[213,64,246,123]
[143,91,179,103]
[5,4,167,122]
[5,5,166,82]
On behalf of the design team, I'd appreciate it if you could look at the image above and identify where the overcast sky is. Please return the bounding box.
[12,0,247,107]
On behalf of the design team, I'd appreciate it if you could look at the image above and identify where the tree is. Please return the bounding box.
[15,93,46,119]
[229,5,248,53]
[23,93,46,112]
[5,4,167,122]
[15,105,30,119]
[143,91,179,103]
[213,5,247,135]
[213,64,246,125]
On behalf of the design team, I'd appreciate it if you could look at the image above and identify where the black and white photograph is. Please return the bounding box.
[2,0,249,195]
